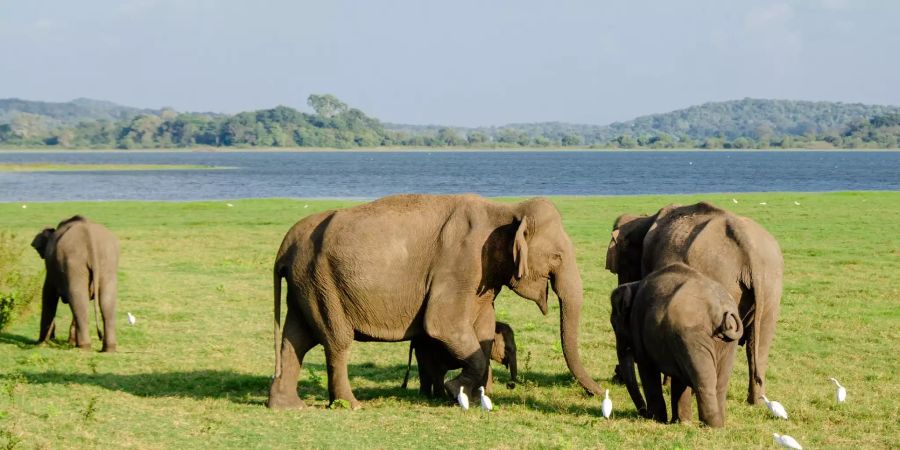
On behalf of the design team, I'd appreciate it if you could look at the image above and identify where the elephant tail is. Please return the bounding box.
[730,217,782,389]
[273,264,284,379]
[400,340,414,389]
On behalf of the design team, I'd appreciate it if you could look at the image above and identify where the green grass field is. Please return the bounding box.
[1,192,898,449]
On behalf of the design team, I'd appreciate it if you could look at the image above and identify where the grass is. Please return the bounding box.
[0,192,897,449]
[0,163,225,172]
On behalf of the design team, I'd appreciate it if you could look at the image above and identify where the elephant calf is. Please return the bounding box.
[610,263,742,427]
[401,321,518,397]
[31,215,119,352]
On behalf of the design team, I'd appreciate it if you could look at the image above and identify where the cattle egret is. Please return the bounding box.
[479,386,493,412]
[457,386,469,411]
[304,204,309,209]
[226,203,234,207]
[773,433,802,449]
[759,202,768,205]
[794,201,801,206]
[127,312,136,326]
[21,204,27,209]
[830,378,847,403]
[761,395,788,419]
[601,389,612,419]
[732,198,738,204]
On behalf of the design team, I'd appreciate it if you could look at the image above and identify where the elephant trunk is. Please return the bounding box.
[552,264,603,396]
[616,335,647,415]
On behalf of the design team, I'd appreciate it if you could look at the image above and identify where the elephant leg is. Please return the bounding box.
[98,276,118,353]
[716,343,738,424]
[430,300,492,401]
[65,271,92,350]
[637,363,666,423]
[67,320,76,345]
[746,303,778,405]
[324,343,360,409]
[485,365,494,394]
[267,309,317,409]
[38,280,58,344]
[670,378,693,424]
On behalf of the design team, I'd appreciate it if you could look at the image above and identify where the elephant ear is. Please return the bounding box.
[31,228,54,259]
[513,216,530,279]
[605,229,620,273]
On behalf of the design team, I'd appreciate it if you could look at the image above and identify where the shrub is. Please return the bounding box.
[0,232,41,331]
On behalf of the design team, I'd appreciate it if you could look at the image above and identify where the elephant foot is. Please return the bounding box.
[266,392,307,410]
[77,343,91,351]
[328,398,362,410]
[101,344,117,353]
[506,381,516,389]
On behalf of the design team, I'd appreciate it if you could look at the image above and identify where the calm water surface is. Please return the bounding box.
[1,151,898,201]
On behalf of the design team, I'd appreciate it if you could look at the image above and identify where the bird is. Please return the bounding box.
[457,386,469,411]
[303,204,309,209]
[830,378,847,403]
[732,198,739,204]
[127,312,136,326]
[21,204,27,209]
[479,386,492,412]
[794,201,801,206]
[759,202,768,205]
[773,433,803,449]
[760,395,788,419]
[601,389,612,419]
[226,203,234,207]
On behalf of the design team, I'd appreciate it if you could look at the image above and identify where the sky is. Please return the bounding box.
[0,0,898,127]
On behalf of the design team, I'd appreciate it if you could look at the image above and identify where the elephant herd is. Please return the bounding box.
[29,194,782,428]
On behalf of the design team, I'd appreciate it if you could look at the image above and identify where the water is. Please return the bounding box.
[1,150,898,201]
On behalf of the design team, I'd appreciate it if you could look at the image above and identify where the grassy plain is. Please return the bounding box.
[0,163,223,172]
[0,192,898,449]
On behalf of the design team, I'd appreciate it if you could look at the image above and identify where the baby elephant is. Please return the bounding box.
[31,215,119,352]
[401,321,517,397]
[610,263,742,427]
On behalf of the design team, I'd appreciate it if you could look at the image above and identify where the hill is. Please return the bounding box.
[1,96,898,149]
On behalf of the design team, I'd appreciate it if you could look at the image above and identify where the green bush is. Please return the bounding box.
[0,232,41,331]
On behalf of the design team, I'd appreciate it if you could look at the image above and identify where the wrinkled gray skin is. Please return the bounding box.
[611,263,743,428]
[606,202,782,405]
[31,216,119,352]
[267,194,602,409]
[401,321,518,397]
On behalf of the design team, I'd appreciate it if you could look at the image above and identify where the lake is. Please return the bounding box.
[1,150,898,201]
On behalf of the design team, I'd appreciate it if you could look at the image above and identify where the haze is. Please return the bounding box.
[1,0,897,126]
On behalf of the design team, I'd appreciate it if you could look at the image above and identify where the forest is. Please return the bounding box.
[1,96,898,149]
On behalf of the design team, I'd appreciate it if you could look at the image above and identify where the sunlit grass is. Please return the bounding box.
[0,192,897,449]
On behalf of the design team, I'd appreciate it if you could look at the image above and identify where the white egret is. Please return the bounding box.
[127,312,136,326]
[457,386,469,411]
[732,198,738,204]
[21,204,27,209]
[601,389,612,419]
[759,202,768,205]
[761,395,788,419]
[773,433,802,449]
[226,203,234,207]
[794,201,801,206]
[304,204,309,209]
[479,386,492,412]
[829,378,847,403]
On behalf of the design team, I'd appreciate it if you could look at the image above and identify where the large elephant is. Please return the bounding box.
[606,201,782,404]
[400,321,518,397]
[611,263,743,428]
[267,194,602,409]
[31,215,119,352]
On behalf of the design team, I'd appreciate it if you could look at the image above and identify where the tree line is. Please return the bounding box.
[1,95,898,149]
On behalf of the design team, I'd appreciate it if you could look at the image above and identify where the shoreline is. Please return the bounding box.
[1,147,899,154]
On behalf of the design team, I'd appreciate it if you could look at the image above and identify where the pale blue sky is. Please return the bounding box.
[1,0,897,126]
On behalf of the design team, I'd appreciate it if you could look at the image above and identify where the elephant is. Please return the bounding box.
[605,201,782,404]
[31,215,119,352]
[267,194,602,409]
[400,321,517,397]
[610,263,743,427]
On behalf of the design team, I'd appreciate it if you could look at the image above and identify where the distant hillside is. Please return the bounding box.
[0,98,160,126]
[1,96,898,149]
[604,98,900,141]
